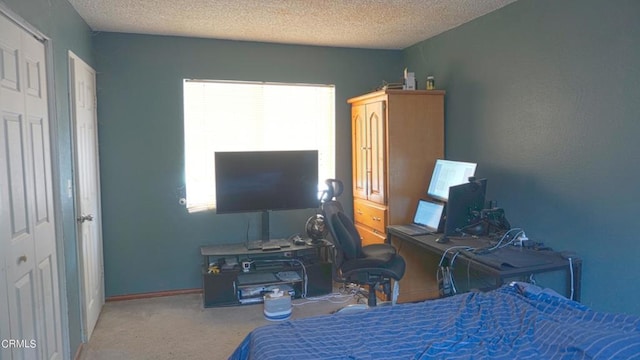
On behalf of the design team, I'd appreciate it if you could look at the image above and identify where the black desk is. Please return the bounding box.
[387,226,582,301]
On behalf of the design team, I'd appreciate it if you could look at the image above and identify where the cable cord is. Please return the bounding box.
[392,280,400,305]
[438,246,473,267]
[437,246,474,296]
[568,257,574,301]
[437,266,456,296]
[485,228,523,251]
[292,292,355,306]
[435,229,525,296]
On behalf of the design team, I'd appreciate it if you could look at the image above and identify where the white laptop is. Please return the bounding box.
[394,199,444,236]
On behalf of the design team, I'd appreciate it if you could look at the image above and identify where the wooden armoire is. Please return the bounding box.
[347,89,445,245]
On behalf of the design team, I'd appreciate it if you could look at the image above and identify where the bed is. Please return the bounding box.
[229,283,640,359]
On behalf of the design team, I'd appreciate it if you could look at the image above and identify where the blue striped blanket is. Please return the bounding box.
[230,284,640,359]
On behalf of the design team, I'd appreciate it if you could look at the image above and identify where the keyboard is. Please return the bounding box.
[246,239,292,251]
[261,239,292,251]
[261,243,281,251]
[393,224,433,236]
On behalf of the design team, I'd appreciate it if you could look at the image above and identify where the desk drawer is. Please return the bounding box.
[354,199,387,234]
[355,223,386,246]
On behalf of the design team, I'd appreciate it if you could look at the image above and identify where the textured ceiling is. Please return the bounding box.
[67,0,518,50]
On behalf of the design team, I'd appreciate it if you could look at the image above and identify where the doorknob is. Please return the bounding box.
[17,255,27,264]
[77,214,94,223]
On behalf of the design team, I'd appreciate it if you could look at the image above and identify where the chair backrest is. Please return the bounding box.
[321,179,363,268]
[330,211,362,261]
[322,200,346,266]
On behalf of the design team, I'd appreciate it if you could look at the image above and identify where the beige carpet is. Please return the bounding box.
[79,291,360,360]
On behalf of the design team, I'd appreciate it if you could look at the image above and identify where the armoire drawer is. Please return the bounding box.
[353,199,387,234]
[355,223,386,246]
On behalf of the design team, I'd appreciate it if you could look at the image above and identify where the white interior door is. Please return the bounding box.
[70,52,104,341]
[0,12,62,360]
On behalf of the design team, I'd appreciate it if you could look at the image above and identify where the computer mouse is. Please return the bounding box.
[435,236,449,244]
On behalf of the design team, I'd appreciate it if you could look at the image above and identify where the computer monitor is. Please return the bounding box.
[427,159,478,202]
[443,178,487,237]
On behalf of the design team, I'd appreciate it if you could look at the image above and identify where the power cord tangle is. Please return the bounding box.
[568,257,574,301]
[437,266,454,297]
[436,246,473,297]
[435,229,534,297]
[472,228,524,255]
[437,229,525,295]
[560,251,577,301]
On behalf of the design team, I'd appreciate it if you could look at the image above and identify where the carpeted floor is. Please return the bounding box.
[79,291,360,360]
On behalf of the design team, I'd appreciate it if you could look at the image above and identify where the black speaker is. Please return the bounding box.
[305,262,332,297]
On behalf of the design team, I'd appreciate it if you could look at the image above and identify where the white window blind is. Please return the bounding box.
[183,80,336,213]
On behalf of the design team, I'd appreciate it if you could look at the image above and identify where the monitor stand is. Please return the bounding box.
[261,210,270,242]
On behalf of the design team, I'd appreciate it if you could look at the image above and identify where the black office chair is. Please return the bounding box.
[321,179,406,307]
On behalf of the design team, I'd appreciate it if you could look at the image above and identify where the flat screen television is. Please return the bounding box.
[215,150,319,240]
[427,159,478,202]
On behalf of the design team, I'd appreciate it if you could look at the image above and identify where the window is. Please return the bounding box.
[183,80,335,213]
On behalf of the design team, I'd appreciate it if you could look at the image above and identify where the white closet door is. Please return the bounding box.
[0,13,62,360]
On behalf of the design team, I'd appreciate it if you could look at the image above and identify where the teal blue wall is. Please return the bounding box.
[92,33,403,298]
[6,3,637,355]
[2,0,94,356]
[404,0,640,315]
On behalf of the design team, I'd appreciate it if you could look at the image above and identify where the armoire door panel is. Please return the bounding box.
[366,101,385,204]
[351,104,367,200]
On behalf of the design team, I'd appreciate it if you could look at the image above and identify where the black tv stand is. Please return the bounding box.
[201,240,332,307]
